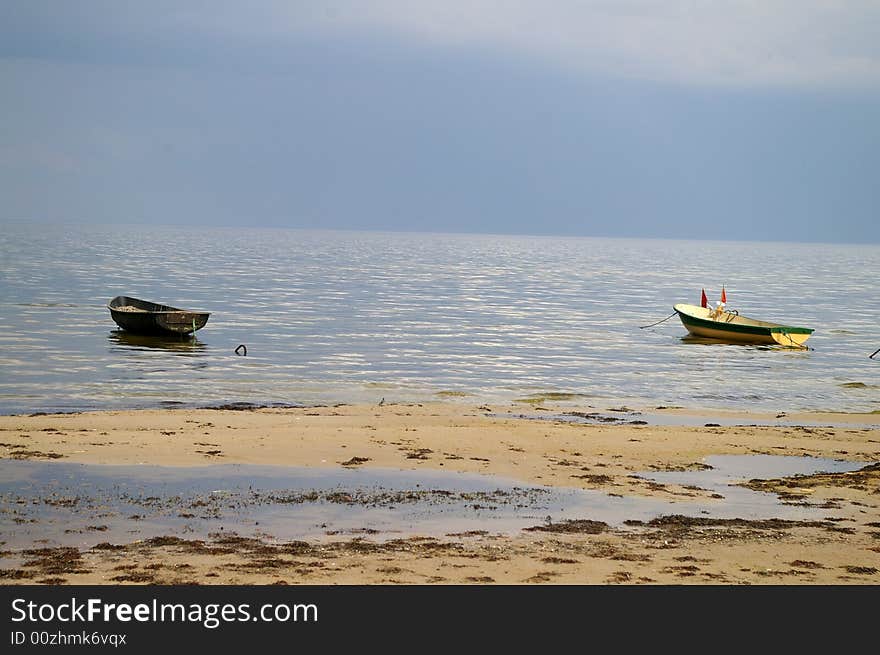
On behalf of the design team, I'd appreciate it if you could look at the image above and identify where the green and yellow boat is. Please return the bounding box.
[673,303,814,348]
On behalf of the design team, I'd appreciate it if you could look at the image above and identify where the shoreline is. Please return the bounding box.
[4,391,878,427]
[1,401,878,584]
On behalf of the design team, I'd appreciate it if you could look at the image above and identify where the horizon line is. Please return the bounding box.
[2,217,876,248]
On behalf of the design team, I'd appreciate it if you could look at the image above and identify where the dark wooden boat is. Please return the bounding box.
[107,296,210,336]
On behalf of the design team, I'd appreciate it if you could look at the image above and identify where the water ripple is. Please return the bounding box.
[1,224,879,414]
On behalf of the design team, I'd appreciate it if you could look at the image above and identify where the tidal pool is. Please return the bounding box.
[0,455,869,550]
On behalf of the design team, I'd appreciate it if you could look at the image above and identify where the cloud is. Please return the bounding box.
[3,1,879,88]
[181,0,880,88]
[307,1,880,87]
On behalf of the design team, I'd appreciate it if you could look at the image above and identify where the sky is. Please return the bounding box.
[1,1,879,243]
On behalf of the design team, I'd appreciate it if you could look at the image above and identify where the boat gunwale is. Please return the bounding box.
[107,295,209,316]
[673,303,813,336]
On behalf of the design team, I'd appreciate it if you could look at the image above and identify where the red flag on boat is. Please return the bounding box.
[721,286,727,304]
[700,289,708,308]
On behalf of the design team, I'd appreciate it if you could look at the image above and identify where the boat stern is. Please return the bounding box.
[769,328,814,347]
[156,312,210,334]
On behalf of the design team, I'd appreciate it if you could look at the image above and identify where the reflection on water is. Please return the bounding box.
[679,335,776,350]
[108,330,206,353]
[1,223,879,414]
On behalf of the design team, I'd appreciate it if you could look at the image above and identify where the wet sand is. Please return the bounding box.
[1,401,878,584]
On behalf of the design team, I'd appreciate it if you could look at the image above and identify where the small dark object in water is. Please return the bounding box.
[870,347,880,359]
[235,344,247,356]
[107,296,209,336]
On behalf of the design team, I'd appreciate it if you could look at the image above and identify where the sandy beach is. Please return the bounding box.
[1,401,878,585]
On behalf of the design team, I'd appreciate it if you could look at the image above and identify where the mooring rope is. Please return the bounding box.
[777,330,812,351]
[639,311,678,329]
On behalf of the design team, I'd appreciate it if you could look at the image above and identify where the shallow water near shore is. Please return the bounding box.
[507,408,880,429]
[2,223,880,415]
[0,455,867,551]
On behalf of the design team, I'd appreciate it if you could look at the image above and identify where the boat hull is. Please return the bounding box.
[108,296,210,336]
[673,304,813,347]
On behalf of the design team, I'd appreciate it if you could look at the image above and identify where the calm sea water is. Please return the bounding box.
[1,222,878,415]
